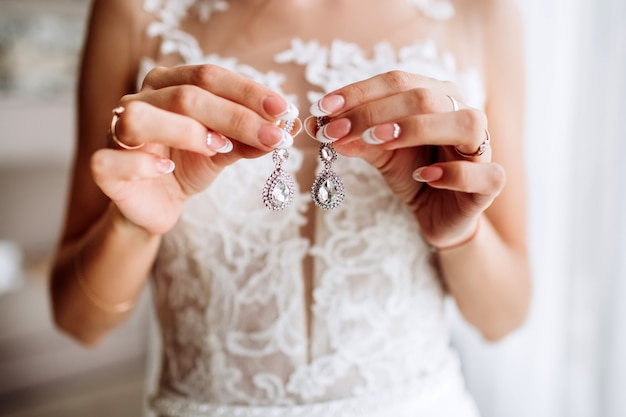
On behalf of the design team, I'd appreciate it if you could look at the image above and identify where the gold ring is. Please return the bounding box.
[455,129,491,158]
[110,106,144,150]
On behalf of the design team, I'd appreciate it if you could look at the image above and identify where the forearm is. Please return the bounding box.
[50,203,161,346]
[437,215,531,341]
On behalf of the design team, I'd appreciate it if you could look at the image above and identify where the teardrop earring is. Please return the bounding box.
[310,117,345,210]
[262,117,302,210]
[263,147,295,210]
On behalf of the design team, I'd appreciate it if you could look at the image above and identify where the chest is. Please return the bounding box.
[146,0,473,104]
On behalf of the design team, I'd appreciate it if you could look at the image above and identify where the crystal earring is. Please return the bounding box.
[262,117,301,210]
[311,117,345,210]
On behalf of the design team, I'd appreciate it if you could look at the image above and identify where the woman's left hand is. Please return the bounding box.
[305,71,506,249]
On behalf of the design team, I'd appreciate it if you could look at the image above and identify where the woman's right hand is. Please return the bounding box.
[90,64,299,236]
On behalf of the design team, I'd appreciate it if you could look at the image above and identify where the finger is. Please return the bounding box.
[318,108,487,159]
[365,109,489,154]
[113,101,233,155]
[126,85,295,150]
[309,70,462,117]
[140,65,297,120]
[412,161,506,197]
[91,149,175,190]
[309,87,480,147]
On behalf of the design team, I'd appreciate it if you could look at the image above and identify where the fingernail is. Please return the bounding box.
[316,125,333,143]
[259,124,294,148]
[262,95,289,118]
[275,103,299,121]
[315,118,350,143]
[412,166,443,182]
[215,138,233,153]
[412,167,427,182]
[362,123,401,145]
[303,115,318,139]
[207,132,233,153]
[275,130,294,148]
[309,95,345,117]
[156,158,175,174]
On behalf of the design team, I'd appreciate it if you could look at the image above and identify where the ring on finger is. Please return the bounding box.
[110,106,145,150]
[455,129,491,158]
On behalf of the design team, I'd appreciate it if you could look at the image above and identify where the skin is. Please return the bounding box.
[51,0,530,345]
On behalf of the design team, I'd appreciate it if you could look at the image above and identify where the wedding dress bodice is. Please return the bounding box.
[141,1,483,416]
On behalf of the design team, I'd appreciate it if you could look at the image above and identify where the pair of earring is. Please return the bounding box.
[262,107,345,211]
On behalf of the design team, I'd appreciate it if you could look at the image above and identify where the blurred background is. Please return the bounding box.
[0,0,624,416]
[0,1,149,416]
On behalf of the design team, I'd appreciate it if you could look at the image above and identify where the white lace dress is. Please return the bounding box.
[140,1,485,416]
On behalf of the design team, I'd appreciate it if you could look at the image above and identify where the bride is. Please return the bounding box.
[50,0,530,416]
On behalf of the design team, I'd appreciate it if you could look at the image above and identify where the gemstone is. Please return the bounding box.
[317,178,336,203]
[271,179,291,204]
[263,169,295,210]
[272,148,289,164]
[319,143,337,163]
[311,170,344,210]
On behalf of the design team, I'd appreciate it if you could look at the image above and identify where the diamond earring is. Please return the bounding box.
[263,148,296,210]
[262,116,302,211]
[311,117,345,210]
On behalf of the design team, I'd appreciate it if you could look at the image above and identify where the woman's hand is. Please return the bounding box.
[305,71,506,249]
[91,65,299,236]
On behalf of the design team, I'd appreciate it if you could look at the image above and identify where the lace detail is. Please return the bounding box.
[153,146,454,406]
[153,152,312,404]
[150,356,480,417]
[407,0,455,21]
[145,0,229,66]
[275,38,484,109]
[142,1,481,415]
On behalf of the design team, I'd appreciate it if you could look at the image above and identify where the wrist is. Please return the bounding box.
[430,217,481,252]
[74,245,135,314]
[107,202,163,241]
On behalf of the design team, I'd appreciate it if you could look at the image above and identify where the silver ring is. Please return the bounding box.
[446,95,459,112]
[110,106,144,150]
[455,129,491,158]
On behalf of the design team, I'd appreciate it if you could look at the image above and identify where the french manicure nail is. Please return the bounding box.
[263,95,289,118]
[156,158,175,174]
[412,167,426,182]
[207,132,233,153]
[309,95,345,117]
[303,115,318,139]
[274,129,294,148]
[275,103,299,121]
[412,166,444,182]
[215,137,233,153]
[362,123,401,145]
[313,118,351,143]
[316,124,337,143]
[259,124,294,148]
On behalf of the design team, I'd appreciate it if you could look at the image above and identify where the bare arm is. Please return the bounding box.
[50,0,161,345]
[50,0,297,346]
[437,0,530,341]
